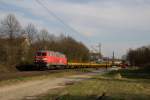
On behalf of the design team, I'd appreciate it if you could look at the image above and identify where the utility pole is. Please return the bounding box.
[97,43,101,59]
[90,43,102,62]
[112,51,115,66]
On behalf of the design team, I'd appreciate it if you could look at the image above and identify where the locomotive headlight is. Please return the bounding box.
[42,58,47,61]
[36,58,40,60]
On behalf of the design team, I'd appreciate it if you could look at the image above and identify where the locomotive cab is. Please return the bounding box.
[34,51,49,69]
[34,50,67,69]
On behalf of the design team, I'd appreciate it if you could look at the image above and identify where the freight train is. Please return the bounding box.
[34,50,121,70]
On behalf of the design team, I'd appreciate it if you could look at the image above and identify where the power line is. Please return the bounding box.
[35,0,83,35]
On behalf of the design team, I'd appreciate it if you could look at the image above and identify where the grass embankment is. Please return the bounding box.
[43,67,150,100]
[0,68,93,87]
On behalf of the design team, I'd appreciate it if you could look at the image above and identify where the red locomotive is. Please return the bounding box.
[34,50,67,69]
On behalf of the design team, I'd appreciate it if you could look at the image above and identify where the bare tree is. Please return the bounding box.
[127,46,150,66]
[39,29,49,41]
[35,29,50,50]
[0,14,21,39]
[25,23,37,44]
[0,14,23,65]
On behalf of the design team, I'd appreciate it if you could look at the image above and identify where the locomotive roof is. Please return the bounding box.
[37,50,65,56]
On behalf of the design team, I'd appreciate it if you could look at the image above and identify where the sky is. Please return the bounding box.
[0,0,150,58]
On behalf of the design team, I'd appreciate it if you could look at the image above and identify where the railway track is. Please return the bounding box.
[0,68,102,81]
[0,63,117,81]
[0,70,65,81]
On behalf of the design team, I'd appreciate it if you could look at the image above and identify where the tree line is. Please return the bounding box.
[0,14,89,68]
[126,46,150,66]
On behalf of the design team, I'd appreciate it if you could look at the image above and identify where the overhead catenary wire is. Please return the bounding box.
[35,0,83,35]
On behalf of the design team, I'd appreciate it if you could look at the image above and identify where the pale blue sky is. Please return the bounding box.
[0,0,150,58]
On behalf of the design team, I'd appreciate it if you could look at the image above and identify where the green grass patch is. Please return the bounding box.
[42,68,150,100]
[115,67,150,79]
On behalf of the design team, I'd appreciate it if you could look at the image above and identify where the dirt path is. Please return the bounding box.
[0,69,108,100]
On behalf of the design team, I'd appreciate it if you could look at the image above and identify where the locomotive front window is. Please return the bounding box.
[36,52,46,56]
[42,52,47,56]
[37,52,41,56]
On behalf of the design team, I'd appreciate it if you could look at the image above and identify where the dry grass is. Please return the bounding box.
[43,68,150,100]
